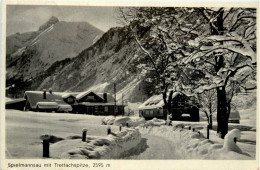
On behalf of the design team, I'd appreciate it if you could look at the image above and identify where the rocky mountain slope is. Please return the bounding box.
[31,26,148,102]
[6,16,103,83]
[6,18,150,102]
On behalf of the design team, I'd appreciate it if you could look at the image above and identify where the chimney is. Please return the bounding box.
[49,88,52,94]
[43,89,46,99]
[103,93,107,103]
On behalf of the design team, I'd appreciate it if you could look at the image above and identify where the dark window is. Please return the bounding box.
[115,106,118,112]
[87,96,95,101]
[159,109,163,115]
[95,106,98,112]
[66,97,74,104]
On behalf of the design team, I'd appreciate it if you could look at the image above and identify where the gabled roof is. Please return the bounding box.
[96,93,115,103]
[76,91,115,103]
[24,91,69,109]
[62,92,80,99]
[76,91,102,100]
[138,92,180,110]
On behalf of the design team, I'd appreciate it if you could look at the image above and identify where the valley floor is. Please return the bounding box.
[5,109,256,159]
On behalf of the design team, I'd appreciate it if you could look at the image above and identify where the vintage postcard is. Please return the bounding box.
[1,1,259,169]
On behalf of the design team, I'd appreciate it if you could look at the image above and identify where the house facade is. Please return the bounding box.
[72,91,124,115]
[138,92,200,121]
[20,90,124,115]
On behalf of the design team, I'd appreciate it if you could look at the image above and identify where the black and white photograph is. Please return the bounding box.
[2,1,258,169]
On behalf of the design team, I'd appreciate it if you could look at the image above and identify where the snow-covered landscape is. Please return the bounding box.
[3,5,258,170]
[6,90,256,160]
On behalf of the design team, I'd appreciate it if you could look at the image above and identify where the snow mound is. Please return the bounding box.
[113,117,131,126]
[223,129,242,153]
[51,128,142,159]
[128,117,146,127]
[180,129,250,159]
[144,118,166,127]
[139,126,252,160]
[102,116,116,125]
[102,116,145,127]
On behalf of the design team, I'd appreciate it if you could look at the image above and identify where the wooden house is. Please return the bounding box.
[72,91,124,115]
[7,89,124,115]
[139,92,199,121]
[24,90,73,112]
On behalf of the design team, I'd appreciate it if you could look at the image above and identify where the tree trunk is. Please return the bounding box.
[212,9,229,138]
[209,114,213,129]
[162,91,168,120]
[162,90,174,120]
[216,86,228,138]
[209,98,213,129]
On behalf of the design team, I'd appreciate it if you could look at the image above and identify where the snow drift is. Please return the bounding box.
[51,128,142,159]
[139,126,252,160]
[102,116,163,127]
[102,116,146,127]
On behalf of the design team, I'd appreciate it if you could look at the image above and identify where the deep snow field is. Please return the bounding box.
[5,105,256,159]
[6,110,115,158]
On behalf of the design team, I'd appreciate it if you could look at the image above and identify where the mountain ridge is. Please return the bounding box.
[6,17,104,84]
[6,20,150,102]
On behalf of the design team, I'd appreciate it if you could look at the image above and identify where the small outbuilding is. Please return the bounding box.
[5,98,26,110]
[139,92,199,121]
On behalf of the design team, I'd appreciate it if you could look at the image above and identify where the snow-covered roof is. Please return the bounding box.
[58,104,73,109]
[138,92,180,110]
[5,98,26,104]
[36,102,58,106]
[76,91,115,103]
[76,90,94,100]
[36,102,59,109]
[24,91,70,109]
[62,92,79,99]
[24,90,118,109]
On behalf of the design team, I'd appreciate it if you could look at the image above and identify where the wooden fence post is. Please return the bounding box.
[107,126,111,135]
[42,135,50,158]
[82,129,88,142]
[207,125,210,139]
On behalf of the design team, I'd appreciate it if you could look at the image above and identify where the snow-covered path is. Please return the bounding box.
[125,134,181,159]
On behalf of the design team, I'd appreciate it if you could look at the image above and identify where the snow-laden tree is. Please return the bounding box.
[117,7,205,120]
[197,89,216,129]
[117,7,256,138]
[185,8,256,138]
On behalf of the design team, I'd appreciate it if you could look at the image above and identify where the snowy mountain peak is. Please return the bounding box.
[38,16,59,31]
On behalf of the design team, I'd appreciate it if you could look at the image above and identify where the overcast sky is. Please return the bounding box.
[6,5,122,36]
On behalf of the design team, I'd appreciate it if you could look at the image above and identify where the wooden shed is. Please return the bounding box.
[5,98,26,110]
[139,92,199,121]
